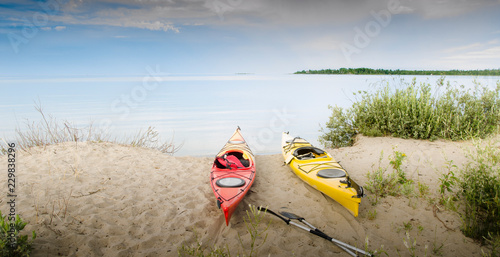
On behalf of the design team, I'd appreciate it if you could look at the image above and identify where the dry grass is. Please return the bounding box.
[0,104,180,155]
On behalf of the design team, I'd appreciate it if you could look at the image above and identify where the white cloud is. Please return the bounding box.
[445,46,500,60]
[444,39,500,55]
[36,26,66,31]
[50,1,185,32]
[441,39,500,69]
[444,43,483,53]
[402,0,499,19]
[54,15,180,32]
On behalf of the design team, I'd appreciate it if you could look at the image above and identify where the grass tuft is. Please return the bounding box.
[365,149,423,205]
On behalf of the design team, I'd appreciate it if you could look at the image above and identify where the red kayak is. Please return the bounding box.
[210,127,256,226]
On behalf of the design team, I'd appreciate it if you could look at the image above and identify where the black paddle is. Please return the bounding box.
[257,207,373,257]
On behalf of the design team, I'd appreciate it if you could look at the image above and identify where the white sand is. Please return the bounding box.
[1,135,496,256]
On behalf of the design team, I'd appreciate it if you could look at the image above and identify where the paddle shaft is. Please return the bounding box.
[301,220,372,257]
[258,207,371,257]
[288,220,358,257]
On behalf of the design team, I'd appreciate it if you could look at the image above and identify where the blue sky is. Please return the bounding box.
[1,0,500,77]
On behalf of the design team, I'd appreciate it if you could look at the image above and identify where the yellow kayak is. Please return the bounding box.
[281,132,365,217]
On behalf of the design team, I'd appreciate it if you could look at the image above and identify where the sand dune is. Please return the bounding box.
[1,135,495,256]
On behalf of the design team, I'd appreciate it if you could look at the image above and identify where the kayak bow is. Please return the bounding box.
[210,127,256,225]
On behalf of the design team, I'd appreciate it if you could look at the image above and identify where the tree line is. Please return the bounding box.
[295,68,500,76]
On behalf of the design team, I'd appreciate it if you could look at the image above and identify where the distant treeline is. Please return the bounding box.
[295,68,500,76]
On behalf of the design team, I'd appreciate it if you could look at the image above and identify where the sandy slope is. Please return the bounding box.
[1,135,496,256]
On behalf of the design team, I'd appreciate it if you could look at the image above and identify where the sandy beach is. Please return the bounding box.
[1,135,496,256]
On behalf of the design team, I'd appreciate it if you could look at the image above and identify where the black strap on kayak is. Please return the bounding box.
[217,197,223,209]
[223,154,233,170]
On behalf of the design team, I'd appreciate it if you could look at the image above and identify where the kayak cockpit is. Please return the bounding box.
[214,151,251,169]
[293,146,328,160]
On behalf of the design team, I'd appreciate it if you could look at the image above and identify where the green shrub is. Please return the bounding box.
[320,78,500,148]
[460,141,500,241]
[390,151,409,184]
[0,211,36,257]
[319,105,358,148]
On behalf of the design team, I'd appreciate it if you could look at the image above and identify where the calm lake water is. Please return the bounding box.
[1,74,499,156]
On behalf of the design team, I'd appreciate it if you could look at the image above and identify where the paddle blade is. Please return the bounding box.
[279,211,303,220]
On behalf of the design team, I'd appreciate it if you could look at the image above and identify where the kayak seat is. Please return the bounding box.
[293,147,326,160]
[214,152,250,169]
[317,169,346,178]
[230,152,250,167]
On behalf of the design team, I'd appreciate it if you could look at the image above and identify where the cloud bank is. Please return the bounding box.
[3,0,498,32]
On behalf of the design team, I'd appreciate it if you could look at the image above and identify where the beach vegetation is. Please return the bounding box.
[318,105,357,148]
[426,140,500,253]
[481,233,500,257]
[0,104,180,155]
[400,181,416,198]
[236,205,270,257]
[396,220,429,257]
[390,151,409,184]
[437,160,460,210]
[439,160,459,196]
[402,231,428,257]
[417,181,430,197]
[366,150,423,205]
[431,226,446,256]
[364,152,399,205]
[0,211,36,257]
[178,205,270,257]
[459,141,500,243]
[370,244,389,257]
[402,221,413,232]
[367,209,377,220]
[320,77,500,148]
[177,240,230,257]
